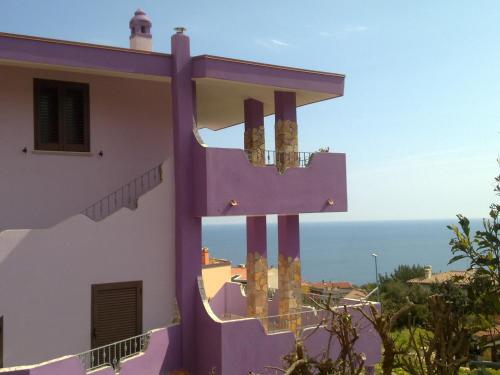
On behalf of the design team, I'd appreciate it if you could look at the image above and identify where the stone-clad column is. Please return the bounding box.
[274,91,298,173]
[246,216,268,325]
[244,100,269,326]
[278,214,302,333]
[244,98,265,166]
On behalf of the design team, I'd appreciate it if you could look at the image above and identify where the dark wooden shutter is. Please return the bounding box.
[91,281,142,349]
[34,79,60,150]
[62,84,89,152]
[34,79,89,152]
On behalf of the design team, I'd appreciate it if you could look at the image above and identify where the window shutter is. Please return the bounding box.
[62,86,89,151]
[35,81,60,150]
[91,282,142,349]
[34,79,89,152]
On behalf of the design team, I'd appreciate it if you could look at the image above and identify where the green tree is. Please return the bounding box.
[448,168,500,361]
[379,264,426,284]
[377,264,430,327]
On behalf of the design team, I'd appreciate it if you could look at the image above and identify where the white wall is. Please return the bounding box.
[0,64,176,367]
[0,162,175,367]
[0,64,172,229]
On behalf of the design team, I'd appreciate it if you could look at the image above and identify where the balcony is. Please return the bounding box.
[196,279,382,375]
[194,145,347,217]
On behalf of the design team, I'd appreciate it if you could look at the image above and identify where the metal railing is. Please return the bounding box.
[260,308,329,333]
[258,302,372,334]
[82,164,162,221]
[245,149,314,168]
[77,332,151,372]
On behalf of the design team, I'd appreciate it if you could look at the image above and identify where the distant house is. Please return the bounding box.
[201,247,232,298]
[232,264,279,290]
[473,320,500,362]
[407,265,474,289]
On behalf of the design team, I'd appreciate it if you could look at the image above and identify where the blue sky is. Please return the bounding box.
[3,0,499,222]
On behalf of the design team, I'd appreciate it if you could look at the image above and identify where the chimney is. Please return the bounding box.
[201,247,210,266]
[424,265,432,279]
[129,9,152,51]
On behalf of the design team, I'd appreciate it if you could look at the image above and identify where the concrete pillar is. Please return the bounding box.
[274,91,298,173]
[246,216,268,324]
[278,214,301,333]
[244,98,265,166]
[244,100,268,325]
[171,29,201,373]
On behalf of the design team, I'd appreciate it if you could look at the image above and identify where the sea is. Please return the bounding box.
[202,219,483,285]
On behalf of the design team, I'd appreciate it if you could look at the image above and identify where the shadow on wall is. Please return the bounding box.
[0,162,175,367]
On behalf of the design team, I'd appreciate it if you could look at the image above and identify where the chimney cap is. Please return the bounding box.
[174,26,187,34]
[130,9,152,31]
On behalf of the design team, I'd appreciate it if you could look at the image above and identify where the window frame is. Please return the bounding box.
[34,78,90,152]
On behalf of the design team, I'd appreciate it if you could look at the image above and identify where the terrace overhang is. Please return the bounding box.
[0,33,345,128]
[0,32,172,81]
[192,55,345,130]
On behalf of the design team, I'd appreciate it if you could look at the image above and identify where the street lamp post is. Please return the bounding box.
[372,253,380,302]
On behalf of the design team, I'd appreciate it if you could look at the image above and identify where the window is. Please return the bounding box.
[34,79,90,152]
[91,281,142,349]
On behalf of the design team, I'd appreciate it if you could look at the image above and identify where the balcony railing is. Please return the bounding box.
[245,149,314,168]
[265,309,328,333]
[77,332,151,372]
[258,301,371,334]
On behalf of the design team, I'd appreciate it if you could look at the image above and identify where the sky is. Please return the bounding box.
[3,0,499,223]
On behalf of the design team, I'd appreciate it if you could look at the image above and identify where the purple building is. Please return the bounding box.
[0,9,380,375]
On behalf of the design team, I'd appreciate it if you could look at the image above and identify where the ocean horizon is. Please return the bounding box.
[202,218,483,285]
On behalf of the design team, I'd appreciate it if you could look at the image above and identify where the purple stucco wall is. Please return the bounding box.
[209,282,248,318]
[247,216,267,257]
[197,282,381,375]
[196,294,223,375]
[275,91,297,123]
[195,147,347,216]
[278,215,300,259]
[244,98,264,130]
[0,33,171,78]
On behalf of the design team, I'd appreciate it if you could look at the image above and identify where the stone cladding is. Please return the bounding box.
[244,126,266,166]
[246,251,269,328]
[275,119,298,173]
[278,254,302,334]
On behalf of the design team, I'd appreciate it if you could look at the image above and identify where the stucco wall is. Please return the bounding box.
[198,298,381,374]
[209,282,248,319]
[201,264,232,298]
[0,64,171,230]
[0,161,175,367]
